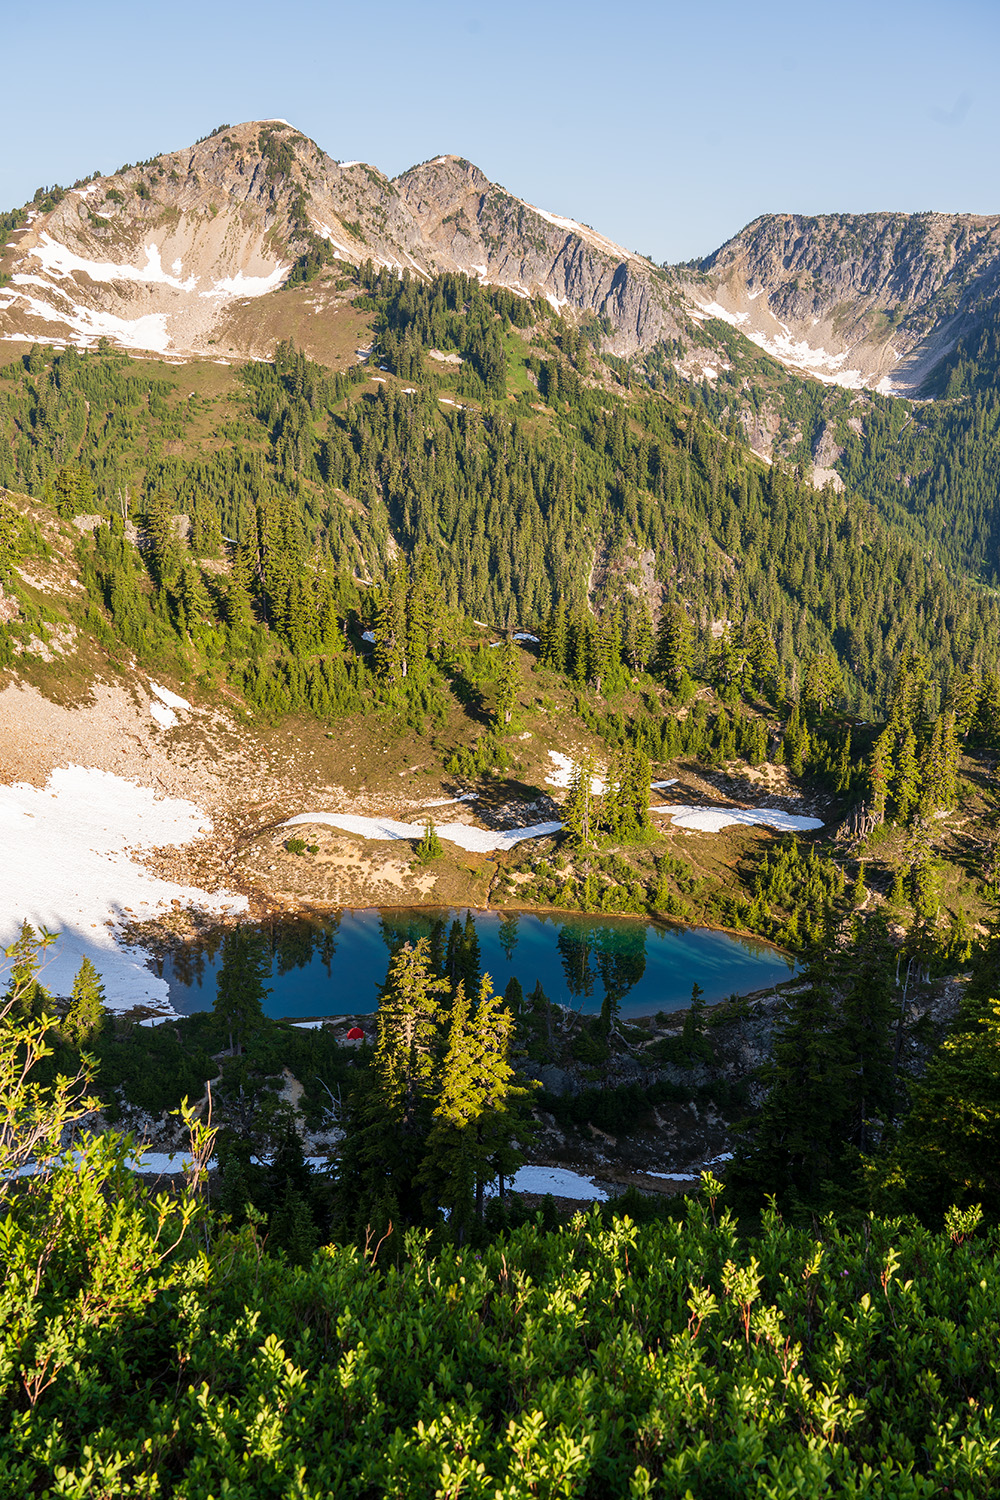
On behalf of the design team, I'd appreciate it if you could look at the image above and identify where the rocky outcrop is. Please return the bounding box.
[687,211,1000,394]
[393,156,684,354]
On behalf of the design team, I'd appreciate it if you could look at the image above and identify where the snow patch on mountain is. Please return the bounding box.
[689,296,885,392]
[545,750,606,794]
[201,264,290,298]
[652,803,823,833]
[528,205,638,265]
[0,281,173,351]
[29,234,198,291]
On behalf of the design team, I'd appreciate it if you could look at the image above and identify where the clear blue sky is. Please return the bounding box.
[4,0,998,263]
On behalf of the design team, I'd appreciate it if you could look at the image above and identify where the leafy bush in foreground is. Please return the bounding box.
[4,1174,1000,1497]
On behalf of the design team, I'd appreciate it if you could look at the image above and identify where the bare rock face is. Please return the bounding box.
[687,211,1000,395]
[393,156,683,354]
[0,122,685,363]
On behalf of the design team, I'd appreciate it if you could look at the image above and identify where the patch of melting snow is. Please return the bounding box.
[150,701,177,730]
[422,793,477,808]
[528,204,636,264]
[12,1146,211,1179]
[0,282,173,351]
[690,296,874,390]
[201,264,290,299]
[652,804,823,833]
[0,766,246,1013]
[310,219,356,259]
[504,1166,609,1201]
[27,235,199,292]
[149,682,191,712]
[513,632,539,643]
[282,811,563,854]
[647,1170,699,1182]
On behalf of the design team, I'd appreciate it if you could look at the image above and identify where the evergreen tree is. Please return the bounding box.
[372,564,408,682]
[872,993,1000,1221]
[802,653,844,716]
[415,820,443,864]
[947,667,982,739]
[563,754,597,847]
[339,938,449,1230]
[891,725,921,824]
[419,975,528,1232]
[739,620,780,699]
[540,600,568,673]
[214,927,270,1054]
[851,862,867,908]
[503,975,523,1014]
[64,956,105,1046]
[621,595,654,674]
[728,966,851,1213]
[656,602,693,693]
[4,921,52,1019]
[494,641,520,728]
[867,728,893,822]
[834,726,852,794]
[781,704,809,776]
[457,911,482,997]
[839,920,897,1155]
[681,981,708,1062]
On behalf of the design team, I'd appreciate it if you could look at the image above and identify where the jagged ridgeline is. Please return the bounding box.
[0,285,999,720]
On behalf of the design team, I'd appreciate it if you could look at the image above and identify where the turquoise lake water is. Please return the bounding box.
[159,908,796,1021]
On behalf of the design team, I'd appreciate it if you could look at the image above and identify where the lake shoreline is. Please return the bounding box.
[137,901,798,1026]
[126,892,795,970]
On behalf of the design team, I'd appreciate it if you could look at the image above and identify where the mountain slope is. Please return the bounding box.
[688,211,1000,395]
[0,122,685,363]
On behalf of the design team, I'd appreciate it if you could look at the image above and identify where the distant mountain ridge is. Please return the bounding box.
[2,119,1000,397]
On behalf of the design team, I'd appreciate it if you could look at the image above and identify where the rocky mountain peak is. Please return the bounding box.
[0,121,685,363]
[689,209,1000,394]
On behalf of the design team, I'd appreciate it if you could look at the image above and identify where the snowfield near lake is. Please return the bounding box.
[505,1166,609,1201]
[0,766,246,1013]
[282,811,563,854]
[652,804,823,833]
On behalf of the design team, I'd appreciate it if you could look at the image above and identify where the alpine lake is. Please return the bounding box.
[158,908,796,1022]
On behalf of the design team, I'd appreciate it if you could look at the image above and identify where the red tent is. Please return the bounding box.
[345,1026,365,1040]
